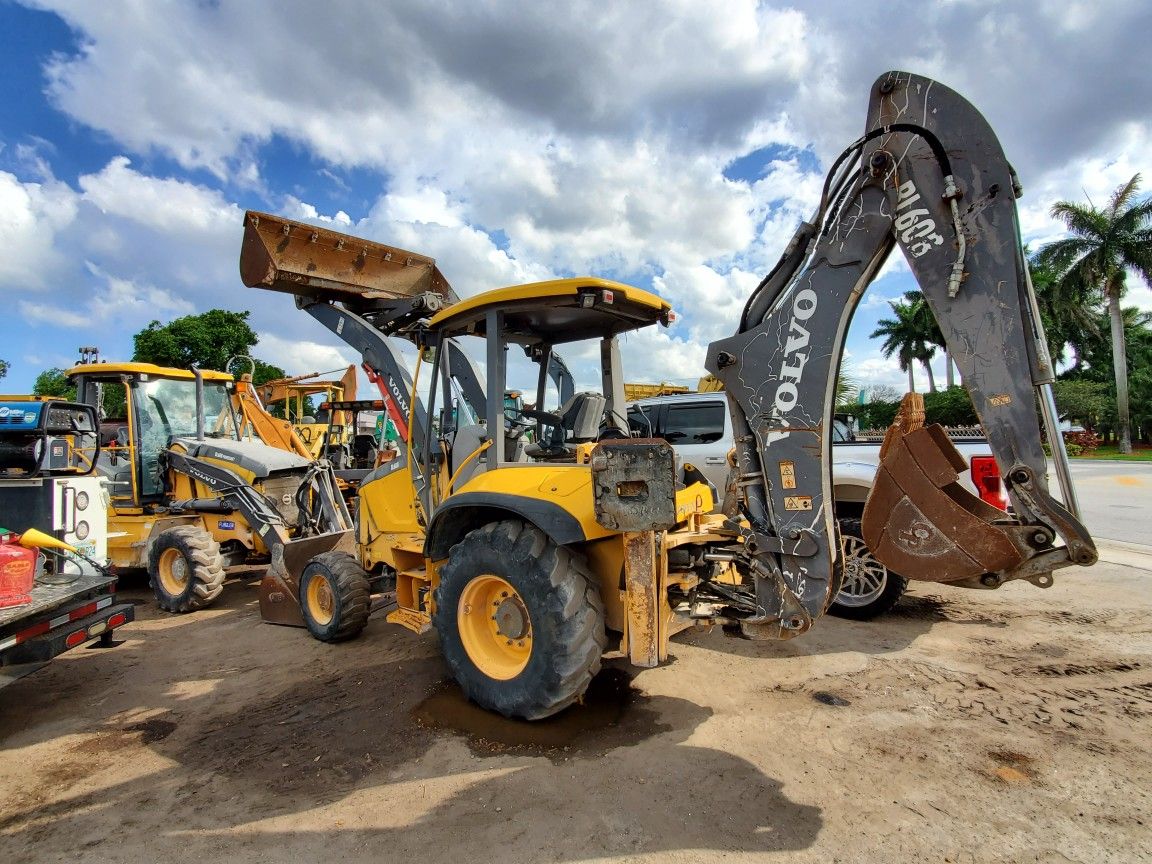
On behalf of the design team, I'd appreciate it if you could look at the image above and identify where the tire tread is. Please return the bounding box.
[434,519,606,720]
[149,525,226,613]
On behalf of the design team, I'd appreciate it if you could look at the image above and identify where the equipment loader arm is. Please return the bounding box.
[706,70,1097,640]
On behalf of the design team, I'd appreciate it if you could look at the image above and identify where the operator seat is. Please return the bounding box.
[351,433,378,469]
[524,392,606,460]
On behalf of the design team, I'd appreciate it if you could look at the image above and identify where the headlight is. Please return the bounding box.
[76,490,90,511]
[75,520,90,541]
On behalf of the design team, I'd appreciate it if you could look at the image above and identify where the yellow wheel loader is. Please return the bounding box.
[67,363,352,614]
[238,70,1098,720]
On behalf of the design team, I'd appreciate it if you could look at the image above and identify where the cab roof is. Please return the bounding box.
[426,277,672,345]
[67,362,234,382]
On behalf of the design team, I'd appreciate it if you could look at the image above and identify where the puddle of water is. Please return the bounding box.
[411,666,670,761]
[125,717,178,743]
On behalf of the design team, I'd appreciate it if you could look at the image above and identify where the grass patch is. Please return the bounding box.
[1071,444,1152,462]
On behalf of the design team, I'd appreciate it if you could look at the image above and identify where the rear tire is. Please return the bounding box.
[299,552,371,642]
[829,517,907,620]
[433,520,607,720]
[148,526,226,613]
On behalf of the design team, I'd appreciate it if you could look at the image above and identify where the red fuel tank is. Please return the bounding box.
[0,532,38,608]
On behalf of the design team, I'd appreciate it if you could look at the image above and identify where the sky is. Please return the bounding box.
[2,0,1151,402]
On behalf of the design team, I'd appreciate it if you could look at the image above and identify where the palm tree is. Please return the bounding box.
[1036,174,1152,453]
[1029,253,1102,373]
[871,294,938,393]
[902,289,950,389]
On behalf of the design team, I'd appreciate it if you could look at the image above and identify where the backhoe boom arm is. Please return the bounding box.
[706,70,1097,639]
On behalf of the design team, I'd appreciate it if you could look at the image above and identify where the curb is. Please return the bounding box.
[1092,538,1152,571]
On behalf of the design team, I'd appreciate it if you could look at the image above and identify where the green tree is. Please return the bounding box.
[0,358,8,380]
[1063,307,1152,443]
[903,289,955,388]
[923,386,979,427]
[834,362,859,412]
[1052,380,1112,435]
[34,367,126,417]
[33,368,77,400]
[135,309,258,371]
[856,400,899,431]
[1029,253,1101,372]
[252,358,286,387]
[132,309,285,382]
[1035,174,1152,453]
[870,292,939,392]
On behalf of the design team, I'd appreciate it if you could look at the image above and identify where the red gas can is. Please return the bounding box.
[0,532,38,608]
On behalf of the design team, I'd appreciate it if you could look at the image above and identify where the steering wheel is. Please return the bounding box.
[520,408,565,449]
[503,407,534,441]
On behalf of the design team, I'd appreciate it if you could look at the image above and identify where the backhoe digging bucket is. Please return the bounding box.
[240,210,459,306]
[260,530,356,627]
[862,423,1025,584]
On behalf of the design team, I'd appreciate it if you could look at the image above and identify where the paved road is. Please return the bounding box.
[1058,460,1152,547]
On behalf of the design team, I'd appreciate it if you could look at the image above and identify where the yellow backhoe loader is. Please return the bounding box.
[67,362,352,613]
[237,70,1097,720]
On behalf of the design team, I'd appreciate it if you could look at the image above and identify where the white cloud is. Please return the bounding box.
[79,157,240,234]
[18,267,194,331]
[254,333,357,377]
[5,0,1151,396]
[0,170,79,290]
[19,299,88,328]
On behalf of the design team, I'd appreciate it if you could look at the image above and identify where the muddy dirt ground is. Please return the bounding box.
[2,554,1150,864]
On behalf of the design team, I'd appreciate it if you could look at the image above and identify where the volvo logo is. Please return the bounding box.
[772,288,817,416]
[388,375,410,416]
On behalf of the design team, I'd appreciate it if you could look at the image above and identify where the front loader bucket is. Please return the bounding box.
[861,424,1024,584]
[240,210,459,306]
[259,530,357,627]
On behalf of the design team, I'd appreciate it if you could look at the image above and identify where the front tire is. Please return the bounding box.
[148,526,226,613]
[433,520,607,720]
[299,552,371,643]
[829,517,907,620]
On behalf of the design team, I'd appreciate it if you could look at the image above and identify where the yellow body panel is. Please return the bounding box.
[624,382,691,400]
[453,465,612,540]
[67,362,233,382]
[358,464,422,543]
[455,465,713,538]
[374,464,715,637]
[106,507,261,569]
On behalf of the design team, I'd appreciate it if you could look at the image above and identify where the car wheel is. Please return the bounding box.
[829,517,907,620]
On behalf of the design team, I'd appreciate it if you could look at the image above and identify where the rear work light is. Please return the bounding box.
[970,455,1008,511]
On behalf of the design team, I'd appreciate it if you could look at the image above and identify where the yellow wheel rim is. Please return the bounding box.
[306,575,335,626]
[457,574,532,681]
[157,548,189,596]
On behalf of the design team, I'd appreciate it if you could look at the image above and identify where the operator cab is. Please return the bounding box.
[422,278,674,482]
[69,363,239,506]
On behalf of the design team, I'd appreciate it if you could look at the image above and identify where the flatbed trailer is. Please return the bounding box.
[0,396,135,690]
[0,571,134,689]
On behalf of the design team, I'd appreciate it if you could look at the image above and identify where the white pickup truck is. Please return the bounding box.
[627,392,1004,619]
